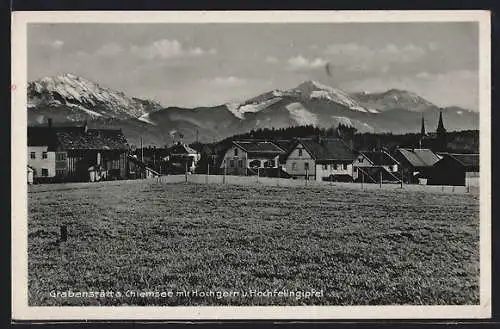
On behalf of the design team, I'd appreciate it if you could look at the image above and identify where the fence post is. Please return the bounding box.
[277,165,280,187]
[223,161,226,184]
[60,225,67,242]
[206,163,209,184]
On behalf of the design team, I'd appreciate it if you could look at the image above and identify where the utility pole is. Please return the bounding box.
[141,137,143,162]
[379,169,382,188]
[140,137,144,179]
[185,159,188,183]
[400,163,403,189]
[223,160,226,184]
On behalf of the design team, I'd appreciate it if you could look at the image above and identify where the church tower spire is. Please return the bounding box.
[418,115,426,148]
[436,110,447,151]
[437,110,445,133]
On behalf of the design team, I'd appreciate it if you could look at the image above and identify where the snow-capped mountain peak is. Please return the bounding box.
[292,80,369,113]
[28,73,163,120]
[351,88,436,112]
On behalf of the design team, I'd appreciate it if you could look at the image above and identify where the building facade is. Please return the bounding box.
[167,142,201,173]
[429,153,479,186]
[284,138,356,181]
[393,148,442,184]
[352,150,400,182]
[28,121,130,183]
[220,140,284,175]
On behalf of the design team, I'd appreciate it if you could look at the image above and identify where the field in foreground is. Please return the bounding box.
[28,181,479,306]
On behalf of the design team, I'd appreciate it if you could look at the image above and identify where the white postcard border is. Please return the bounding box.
[11,10,491,320]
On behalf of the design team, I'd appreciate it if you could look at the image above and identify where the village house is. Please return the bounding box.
[284,137,357,181]
[393,148,442,184]
[352,150,401,183]
[27,122,59,182]
[220,140,285,176]
[429,153,479,187]
[166,142,201,173]
[28,119,130,183]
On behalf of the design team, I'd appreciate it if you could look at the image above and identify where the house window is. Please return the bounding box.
[292,162,297,170]
[41,168,48,177]
[42,152,48,159]
[56,153,66,161]
[56,169,65,176]
[322,164,328,170]
[298,149,303,156]
[304,163,309,171]
[354,167,358,173]
[343,164,348,170]
[229,159,235,168]
[238,160,243,168]
[30,152,35,159]
[234,148,238,156]
[333,164,338,170]
[359,158,363,163]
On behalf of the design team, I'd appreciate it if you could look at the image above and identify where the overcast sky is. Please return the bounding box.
[28,22,479,110]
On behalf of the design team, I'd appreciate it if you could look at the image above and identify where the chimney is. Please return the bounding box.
[83,121,88,133]
[47,118,53,128]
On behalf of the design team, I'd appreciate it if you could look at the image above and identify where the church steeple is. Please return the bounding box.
[420,115,426,136]
[436,110,447,151]
[437,110,445,134]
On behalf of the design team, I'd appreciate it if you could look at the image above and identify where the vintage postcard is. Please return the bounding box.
[12,10,491,320]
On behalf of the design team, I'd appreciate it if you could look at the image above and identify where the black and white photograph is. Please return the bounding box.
[12,11,491,320]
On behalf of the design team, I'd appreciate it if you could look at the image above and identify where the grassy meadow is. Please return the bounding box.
[28,180,480,306]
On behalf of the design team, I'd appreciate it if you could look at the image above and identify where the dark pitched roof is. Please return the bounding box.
[27,127,59,150]
[295,138,356,162]
[28,124,129,151]
[273,140,295,153]
[360,151,399,166]
[56,128,129,150]
[441,153,479,171]
[169,142,198,155]
[233,141,285,155]
[397,148,441,168]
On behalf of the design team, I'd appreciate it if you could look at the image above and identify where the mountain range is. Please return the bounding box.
[27,73,479,146]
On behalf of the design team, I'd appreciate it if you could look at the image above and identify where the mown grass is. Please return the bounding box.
[28,181,479,306]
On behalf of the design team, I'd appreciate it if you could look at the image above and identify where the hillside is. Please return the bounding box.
[28,74,479,146]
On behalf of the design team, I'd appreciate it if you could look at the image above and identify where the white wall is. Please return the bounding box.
[28,146,56,177]
[221,146,279,170]
[285,143,315,178]
[315,163,354,181]
[221,146,248,169]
